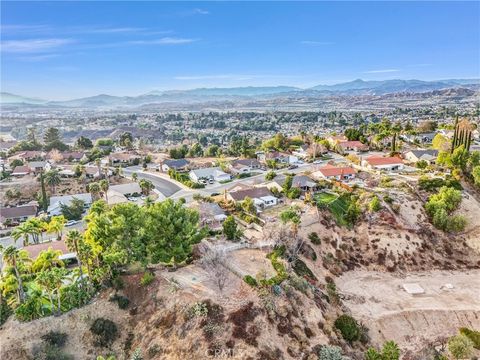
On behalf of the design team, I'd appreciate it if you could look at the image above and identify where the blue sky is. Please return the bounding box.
[1,1,479,100]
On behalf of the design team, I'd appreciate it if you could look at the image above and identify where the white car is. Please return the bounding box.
[65,220,78,227]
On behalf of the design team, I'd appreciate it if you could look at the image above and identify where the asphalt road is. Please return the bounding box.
[123,166,182,197]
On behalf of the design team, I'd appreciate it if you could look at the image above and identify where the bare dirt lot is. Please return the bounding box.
[336,270,480,352]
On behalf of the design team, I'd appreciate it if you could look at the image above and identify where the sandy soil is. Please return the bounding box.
[336,270,480,352]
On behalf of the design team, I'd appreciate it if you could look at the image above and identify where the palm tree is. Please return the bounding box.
[95,158,102,179]
[65,230,85,281]
[44,169,61,194]
[0,245,28,303]
[11,222,34,246]
[88,182,101,201]
[46,216,66,241]
[36,270,56,314]
[99,179,109,203]
[139,179,154,195]
[31,248,64,272]
[24,217,45,244]
[132,172,138,182]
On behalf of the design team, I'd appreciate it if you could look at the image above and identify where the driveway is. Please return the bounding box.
[123,166,182,197]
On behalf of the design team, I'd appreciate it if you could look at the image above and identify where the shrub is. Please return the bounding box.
[36,344,73,360]
[41,331,68,347]
[308,232,321,245]
[318,345,349,360]
[90,318,119,347]
[265,170,277,181]
[243,275,258,287]
[334,314,361,343]
[368,196,381,212]
[459,327,480,349]
[109,294,130,310]
[189,302,208,317]
[140,271,155,286]
[292,259,316,280]
[448,334,474,360]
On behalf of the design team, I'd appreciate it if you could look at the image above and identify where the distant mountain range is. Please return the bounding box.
[2,78,479,109]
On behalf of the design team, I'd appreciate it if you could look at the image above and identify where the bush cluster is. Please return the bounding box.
[140,271,155,286]
[90,318,119,347]
[334,314,361,343]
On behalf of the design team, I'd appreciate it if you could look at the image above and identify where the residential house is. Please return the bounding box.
[229,158,262,174]
[48,193,92,216]
[0,204,37,226]
[361,156,404,171]
[268,174,319,193]
[327,135,348,147]
[403,149,438,164]
[0,140,17,153]
[313,164,357,181]
[48,151,87,163]
[161,158,190,172]
[189,167,231,183]
[23,240,76,262]
[256,151,298,165]
[109,182,143,197]
[28,161,51,175]
[292,143,328,159]
[191,202,227,230]
[109,152,142,165]
[9,151,46,162]
[11,165,31,176]
[401,132,437,144]
[228,186,278,211]
[336,140,369,153]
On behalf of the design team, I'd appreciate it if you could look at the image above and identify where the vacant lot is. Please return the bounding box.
[336,270,480,352]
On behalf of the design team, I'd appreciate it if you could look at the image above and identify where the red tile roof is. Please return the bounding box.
[318,165,356,177]
[365,156,403,166]
[22,240,70,260]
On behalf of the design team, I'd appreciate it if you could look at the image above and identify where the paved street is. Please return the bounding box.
[123,166,182,197]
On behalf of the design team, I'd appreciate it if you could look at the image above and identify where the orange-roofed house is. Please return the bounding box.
[313,164,357,181]
[361,156,404,171]
[336,140,369,154]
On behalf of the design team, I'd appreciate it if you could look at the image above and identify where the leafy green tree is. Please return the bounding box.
[451,145,469,171]
[473,166,480,187]
[119,132,134,149]
[448,334,474,360]
[9,159,23,168]
[265,170,277,181]
[0,246,29,303]
[138,179,154,195]
[61,197,85,220]
[280,206,301,238]
[11,222,35,246]
[144,200,206,265]
[75,136,93,149]
[242,197,256,215]
[38,170,49,211]
[46,216,66,241]
[282,175,293,194]
[223,215,241,241]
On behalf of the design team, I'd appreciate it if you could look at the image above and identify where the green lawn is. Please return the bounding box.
[314,192,350,226]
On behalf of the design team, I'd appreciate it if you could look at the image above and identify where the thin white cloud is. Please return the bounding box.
[1,24,51,33]
[127,37,197,45]
[300,40,333,46]
[18,53,60,62]
[408,63,432,67]
[363,69,400,74]
[192,8,210,15]
[1,38,75,53]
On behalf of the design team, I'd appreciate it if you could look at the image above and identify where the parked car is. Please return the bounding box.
[288,164,298,170]
[66,220,78,227]
[208,179,214,184]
